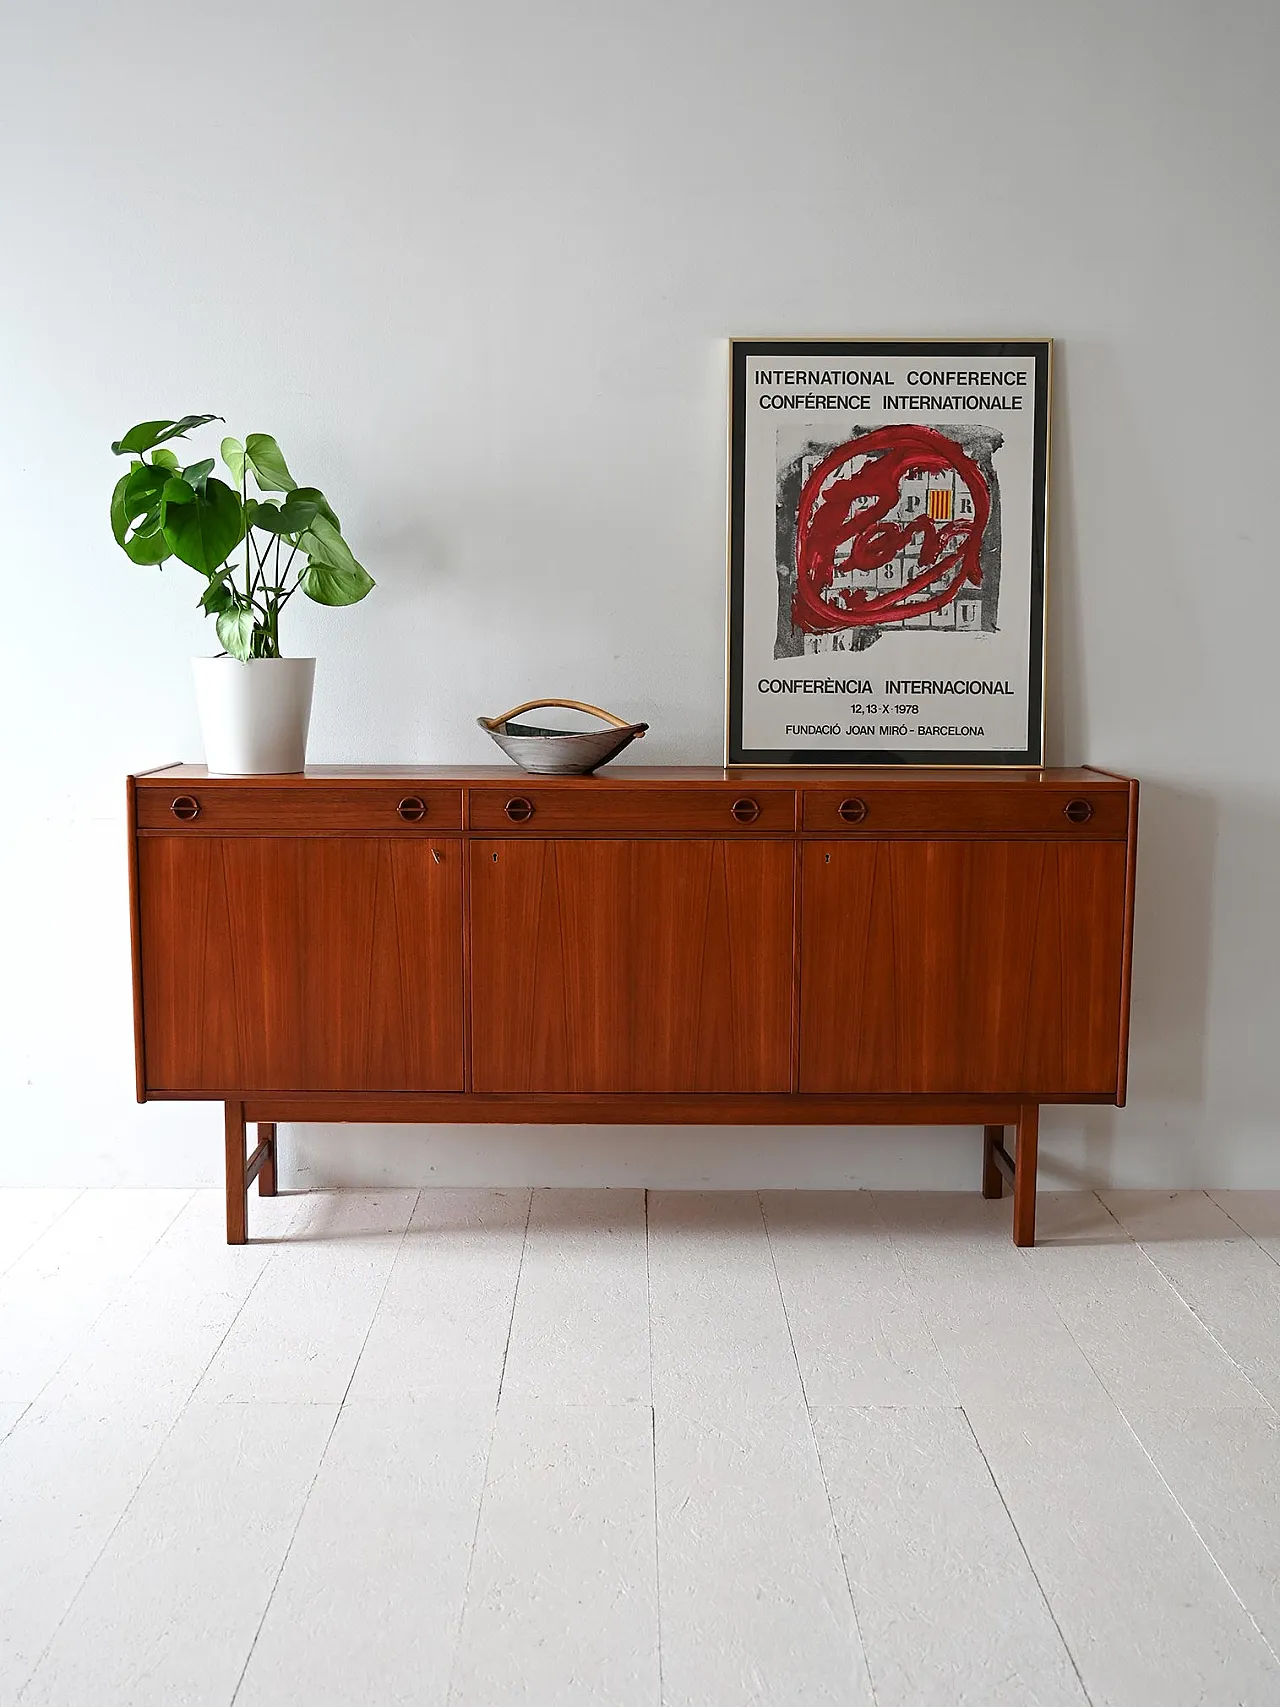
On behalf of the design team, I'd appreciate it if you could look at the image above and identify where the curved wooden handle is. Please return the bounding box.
[480,698,642,732]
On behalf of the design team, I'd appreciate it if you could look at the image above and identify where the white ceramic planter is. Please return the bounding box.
[192,657,316,775]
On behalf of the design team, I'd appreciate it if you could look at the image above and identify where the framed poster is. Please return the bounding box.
[727,338,1051,766]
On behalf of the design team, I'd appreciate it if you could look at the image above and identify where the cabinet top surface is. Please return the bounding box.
[137,763,1133,787]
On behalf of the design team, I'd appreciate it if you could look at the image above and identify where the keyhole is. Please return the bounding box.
[492,852,498,862]
[824,853,831,864]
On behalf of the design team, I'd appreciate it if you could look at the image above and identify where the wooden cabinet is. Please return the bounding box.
[138,834,463,1092]
[127,764,1138,1247]
[799,839,1128,1095]
[469,838,793,1093]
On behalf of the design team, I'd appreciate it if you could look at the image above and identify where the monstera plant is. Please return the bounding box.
[110,413,374,659]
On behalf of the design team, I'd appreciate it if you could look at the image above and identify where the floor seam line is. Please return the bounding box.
[1100,1195,1276,1414]
[1205,1192,1280,1272]
[645,1187,664,1707]
[1113,1400,1280,1671]
[227,1187,420,1707]
[15,1187,199,1421]
[959,1406,1096,1706]
[758,1192,880,1707]
[443,1185,534,1707]
[0,1188,86,1280]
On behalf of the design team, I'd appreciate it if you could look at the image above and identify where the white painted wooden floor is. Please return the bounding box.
[3,1188,1280,1706]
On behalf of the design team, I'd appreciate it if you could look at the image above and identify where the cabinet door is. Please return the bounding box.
[799,839,1127,1095]
[470,839,794,1093]
[139,836,464,1091]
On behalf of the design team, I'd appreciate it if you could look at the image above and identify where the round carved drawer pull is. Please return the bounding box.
[730,797,761,824]
[1064,799,1094,824]
[170,795,201,822]
[397,797,427,822]
[838,797,869,824]
[505,797,535,823]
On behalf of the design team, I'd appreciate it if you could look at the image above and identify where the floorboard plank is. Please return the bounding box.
[195,1191,418,1404]
[813,1405,1087,1707]
[762,1191,956,1406]
[1123,1404,1280,1659]
[657,1400,873,1706]
[346,1188,529,1407]
[1103,1190,1280,1407]
[649,1191,804,1414]
[0,1190,283,1703]
[1021,1193,1267,1410]
[870,1194,1110,1408]
[499,1188,648,1406]
[448,1401,658,1707]
[17,1400,337,1707]
[236,1399,491,1707]
[0,1189,192,1404]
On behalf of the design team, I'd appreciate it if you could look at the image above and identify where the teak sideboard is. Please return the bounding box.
[127,764,1138,1247]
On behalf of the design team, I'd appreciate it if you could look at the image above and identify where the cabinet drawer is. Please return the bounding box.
[467,786,797,834]
[802,785,1129,838]
[135,784,463,833]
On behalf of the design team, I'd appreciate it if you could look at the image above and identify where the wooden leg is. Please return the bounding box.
[224,1100,248,1245]
[1012,1103,1039,1247]
[257,1123,278,1196]
[982,1125,1005,1198]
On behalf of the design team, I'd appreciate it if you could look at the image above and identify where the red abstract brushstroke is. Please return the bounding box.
[792,425,990,633]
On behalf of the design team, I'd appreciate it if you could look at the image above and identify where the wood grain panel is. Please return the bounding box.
[799,840,1128,1095]
[801,786,1128,838]
[467,788,796,835]
[628,840,794,1092]
[139,837,463,1091]
[469,839,793,1092]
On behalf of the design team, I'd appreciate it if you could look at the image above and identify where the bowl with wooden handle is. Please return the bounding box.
[477,699,649,775]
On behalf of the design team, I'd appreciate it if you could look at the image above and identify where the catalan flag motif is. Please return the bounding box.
[926,486,953,522]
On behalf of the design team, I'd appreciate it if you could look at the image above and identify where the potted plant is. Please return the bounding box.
[110,414,374,773]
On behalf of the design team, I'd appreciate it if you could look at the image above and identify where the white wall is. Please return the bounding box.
[2,0,1278,1190]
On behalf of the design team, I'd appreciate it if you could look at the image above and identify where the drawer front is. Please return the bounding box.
[136,784,464,833]
[467,786,797,834]
[802,785,1129,839]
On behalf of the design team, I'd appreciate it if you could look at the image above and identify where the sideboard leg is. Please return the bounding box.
[982,1125,1005,1198]
[1012,1103,1039,1247]
[224,1101,248,1245]
[256,1123,278,1197]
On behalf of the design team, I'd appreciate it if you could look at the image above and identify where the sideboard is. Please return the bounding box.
[127,764,1138,1246]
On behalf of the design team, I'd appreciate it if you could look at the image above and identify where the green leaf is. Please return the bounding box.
[216,605,255,661]
[199,565,238,614]
[299,513,373,602]
[182,458,215,490]
[252,494,319,535]
[112,465,173,564]
[151,448,180,471]
[123,463,172,514]
[123,519,172,564]
[110,472,131,546]
[243,432,296,492]
[297,512,361,574]
[290,486,340,530]
[221,437,246,484]
[300,558,375,606]
[160,475,244,574]
[111,414,222,456]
